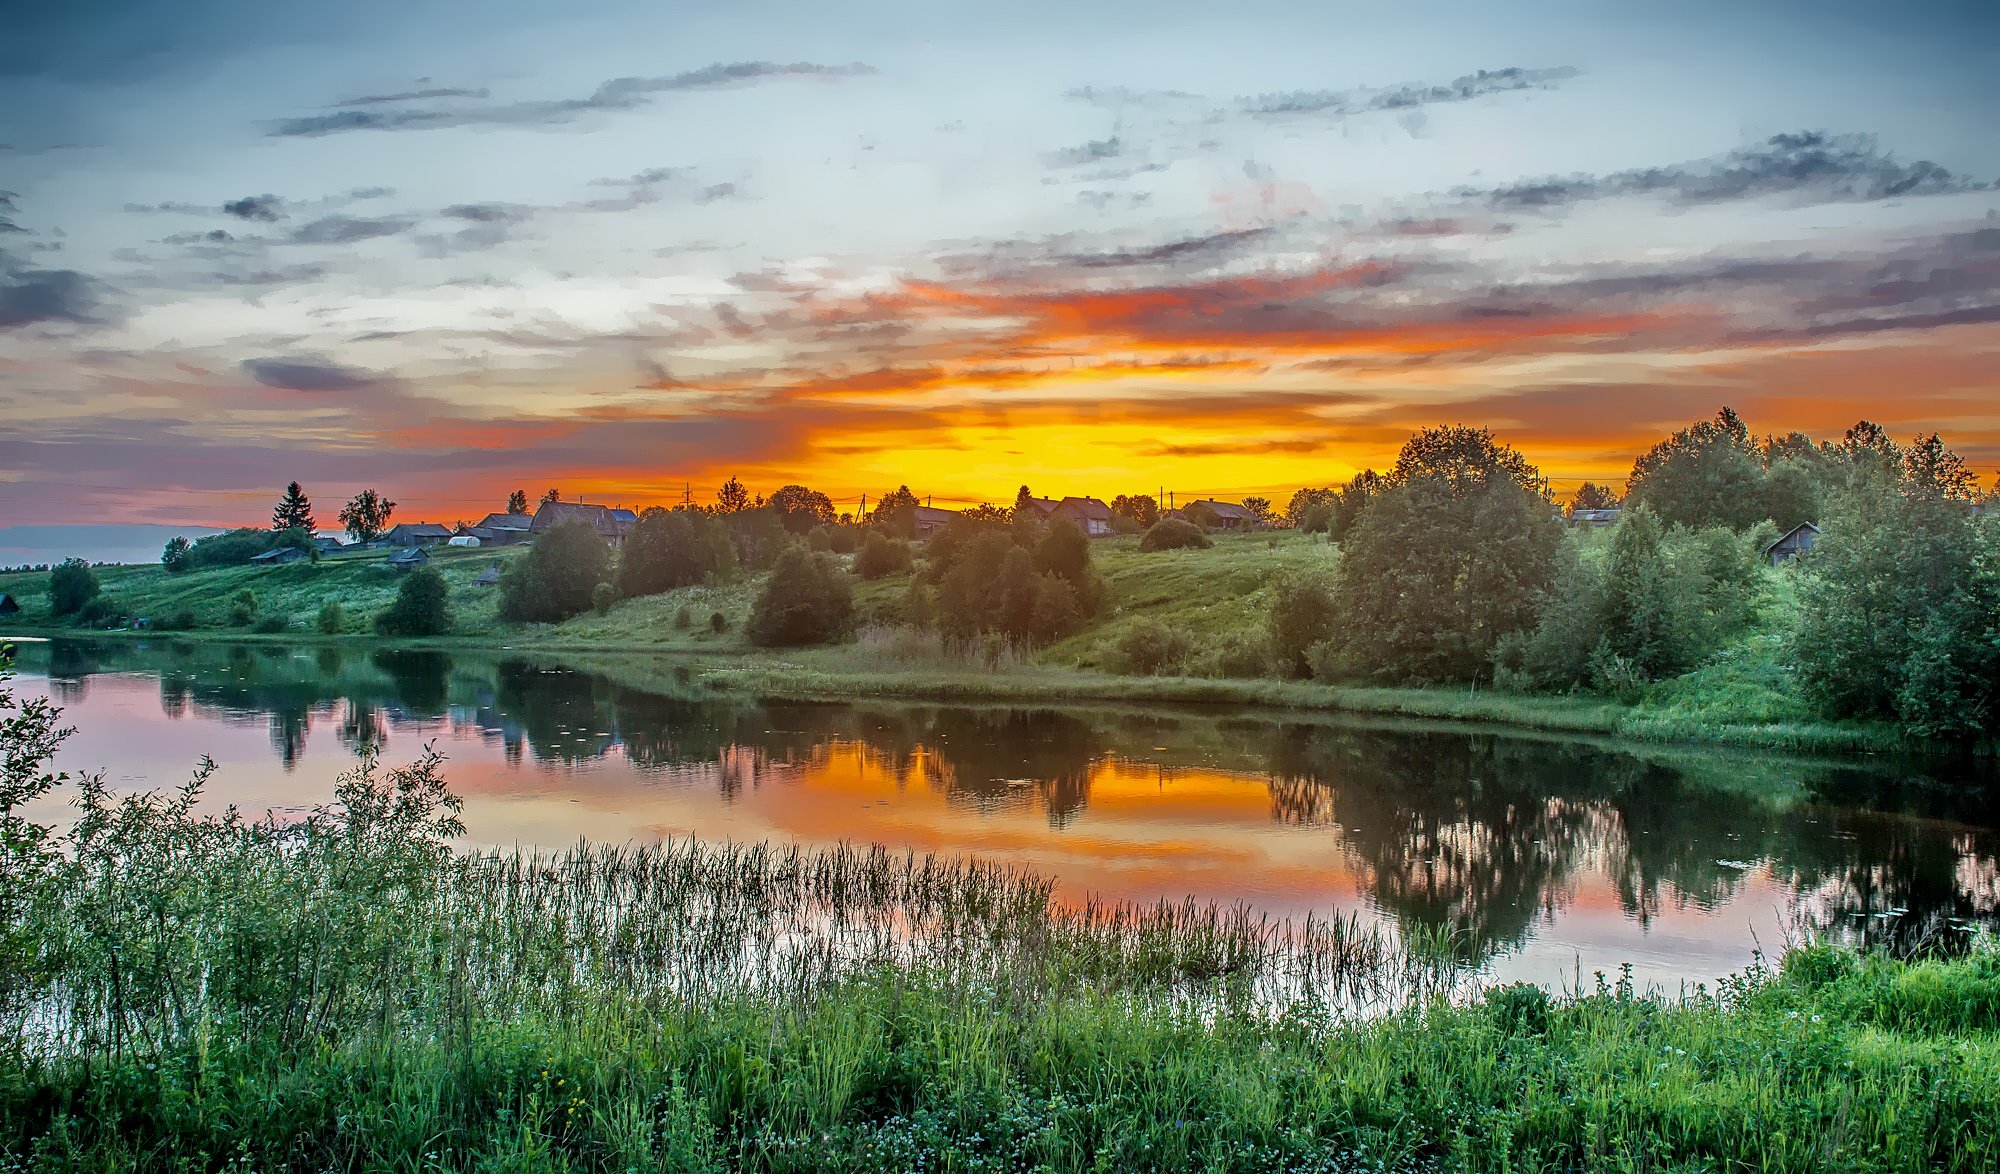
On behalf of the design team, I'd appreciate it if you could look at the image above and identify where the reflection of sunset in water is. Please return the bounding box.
[17,640,2000,993]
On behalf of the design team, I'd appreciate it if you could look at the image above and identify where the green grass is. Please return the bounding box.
[2,730,1994,1172]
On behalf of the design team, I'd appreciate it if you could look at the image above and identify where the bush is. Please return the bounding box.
[709,611,728,633]
[1138,518,1210,552]
[254,615,289,635]
[1110,617,1192,676]
[500,522,611,623]
[316,600,345,635]
[1267,568,1340,679]
[181,528,286,570]
[616,508,736,598]
[854,532,913,580]
[747,547,853,647]
[164,607,198,632]
[227,588,258,628]
[593,581,618,615]
[826,526,860,555]
[673,605,693,630]
[48,557,99,616]
[76,596,124,628]
[376,567,452,637]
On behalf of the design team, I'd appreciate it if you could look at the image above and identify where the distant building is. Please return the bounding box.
[532,501,634,545]
[472,565,504,588]
[312,535,348,554]
[446,535,482,548]
[1183,499,1261,531]
[0,593,19,616]
[911,505,958,540]
[1569,508,1623,528]
[387,547,431,571]
[1023,495,1116,537]
[384,523,454,549]
[249,547,308,567]
[464,512,535,545]
[1765,522,1820,566]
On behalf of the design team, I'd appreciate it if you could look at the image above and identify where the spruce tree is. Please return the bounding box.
[272,482,315,533]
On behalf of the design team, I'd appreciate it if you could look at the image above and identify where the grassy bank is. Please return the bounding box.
[0,532,1903,755]
[2,739,1995,1172]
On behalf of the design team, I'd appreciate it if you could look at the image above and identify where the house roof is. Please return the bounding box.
[911,506,958,525]
[387,547,429,563]
[1764,522,1821,554]
[1187,499,1258,520]
[533,500,628,534]
[250,547,303,562]
[473,566,503,585]
[475,512,535,530]
[1054,496,1113,520]
[1572,508,1623,522]
[387,522,453,538]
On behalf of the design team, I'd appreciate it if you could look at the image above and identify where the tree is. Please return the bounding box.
[1568,483,1622,515]
[507,489,529,515]
[1110,494,1159,528]
[1243,496,1275,525]
[1182,502,1221,531]
[338,489,396,545]
[769,484,836,534]
[161,536,193,574]
[1624,408,1767,530]
[868,485,921,539]
[375,567,451,636]
[1320,431,1565,684]
[541,488,561,506]
[500,521,611,623]
[48,558,100,617]
[1013,485,1035,515]
[1267,568,1339,678]
[1032,519,1101,614]
[272,481,315,533]
[854,532,913,580]
[616,507,736,598]
[1330,470,1384,541]
[747,547,854,646]
[1287,487,1337,530]
[716,476,750,514]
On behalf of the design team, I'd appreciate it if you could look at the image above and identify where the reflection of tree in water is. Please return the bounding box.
[371,650,449,716]
[339,702,389,756]
[492,661,626,766]
[269,704,311,771]
[907,709,1101,827]
[1777,813,2000,958]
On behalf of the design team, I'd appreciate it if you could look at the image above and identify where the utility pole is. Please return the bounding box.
[683,482,691,509]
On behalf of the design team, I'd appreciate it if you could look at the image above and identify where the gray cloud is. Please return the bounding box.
[286,214,414,244]
[242,356,395,392]
[1057,227,1271,269]
[270,61,876,137]
[223,194,284,221]
[336,86,490,107]
[1241,66,1579,118]
[1477,132,1980,211]
[1044,136,1126,169]
[0,266,101,329]
[0,191,24,234]
[441,202,530,223]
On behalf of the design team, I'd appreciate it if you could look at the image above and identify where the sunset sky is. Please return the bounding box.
[4,0,1998,556]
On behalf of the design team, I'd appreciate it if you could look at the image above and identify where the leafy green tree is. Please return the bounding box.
[854,532,913,580]
[868,486,922,539]
[747,547,854,646]
[161,536,192,574]
[1624,408,1767,529]
[500,521,611,623]
[316,600,345,634]
[769,484,836,533]
[1243,496,1275,525]
[541,488,561,506]
[1267,567,1339,678]
[1330,470,1384,541]
[375,568,451,636]
[615,507,736,597]
[722,507,791,571]
[1032,519,1102,614]
[338,489,396,545]
[1138,518,1209,552]
[1321,432,1564,684]
[507,489,529,515]
[1110,494,1159,527]
[1287,486,1337,530]
[48,558,99,617]
[1181,502,1222,531]
[1567,482,1622,514]
[271,481,315,533]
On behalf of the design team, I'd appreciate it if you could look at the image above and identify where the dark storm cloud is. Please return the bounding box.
[223,194,284,221]
[269,61,876,137]
[336,86,489,106]
[0,266,102,329]
[285,214,414,244]
[1240,66,1579,118]
[242,356,396,392]
[1477,132,1981,211]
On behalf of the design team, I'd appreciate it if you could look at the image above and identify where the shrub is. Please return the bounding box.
[616,508,736,598]
[854,532,913,580]
[76,596,124,628]
[1033,519,1102,615]
[376,567,452,637]
[182,527,285,570]
[747,547,853,647]
[709,611,728,633]
[48,557,99,616]
[826,526,860,555]
[1267,568,1341,678]
[1138,518,1210,552]
[1110,617,1192,676]
[674,605,693,630]
[164,607,198,632]
[593,581,618,615]
[254,615,289,635]
[160,536,193,573]
[316,600,345,635]
[228,589,258,628]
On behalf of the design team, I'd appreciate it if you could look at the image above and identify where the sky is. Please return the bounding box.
[4,0,1998,557]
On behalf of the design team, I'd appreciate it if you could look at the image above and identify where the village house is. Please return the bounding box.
[910,505,958,540]
[387,547,430,571]
[532,501,635,546]
[249,546,308,567]
[312,535,348,554]
[0,593,20,616]
[1183,499,1261,531]
[1765,522,1820,566]
[1023,496,1116,537]
[383,523,454,549]
[472,565,504,588]
[462,512,535,546]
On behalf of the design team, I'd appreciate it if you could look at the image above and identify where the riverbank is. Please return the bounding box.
[0,533,1910,756]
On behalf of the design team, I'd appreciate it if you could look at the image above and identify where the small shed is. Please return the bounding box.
[1185,499,1262,531]
[387,547,431,571]
[313,535,347,554]
[385,523,454,548]
[911,506,958,540]
[250,546,308,567]
[473,565,503,588]
[1765,522,1820,566]
[0,593,20,616]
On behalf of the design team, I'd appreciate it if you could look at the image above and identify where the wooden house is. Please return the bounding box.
[472,565,504,588]
[250,546,308,567]
[465,512,535,545]
[1764,522,1820,566]
[0,593,19,616]
[532,501,634,545]
[1184,499,1261,531]
[387,547,431,571]
[385,523,453,549]
[911,506,958,540]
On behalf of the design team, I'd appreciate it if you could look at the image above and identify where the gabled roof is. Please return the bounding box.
[911,506,958,525]
[1054,496,1113,520]
[1764,521,1821,554]
[1187,499,1258,520]
[1571,508,1623,522]
[387,546,430,563]
[473,565,503,585]
[386,522,453,538]
[1023,497,1062,516]
[475,512,535,530]
[533,500,628,534]
[250,547,304,562]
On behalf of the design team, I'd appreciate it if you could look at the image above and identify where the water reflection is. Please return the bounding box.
[13,636,1999,978]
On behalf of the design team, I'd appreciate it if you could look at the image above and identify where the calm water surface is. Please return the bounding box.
[13,637,1998,992]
